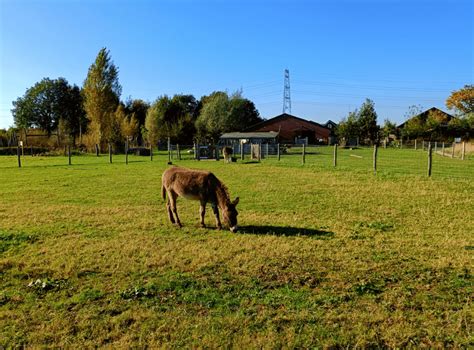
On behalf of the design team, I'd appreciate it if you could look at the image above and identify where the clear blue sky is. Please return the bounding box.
[1,0,473,129]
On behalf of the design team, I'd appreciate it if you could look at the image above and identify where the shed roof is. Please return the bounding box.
[220,131,279,139]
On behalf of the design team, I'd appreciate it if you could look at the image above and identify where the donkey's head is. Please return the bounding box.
[223,197,239,232]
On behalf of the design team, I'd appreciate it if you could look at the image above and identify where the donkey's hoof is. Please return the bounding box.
[175,223,182,228]
[200,223,207,228]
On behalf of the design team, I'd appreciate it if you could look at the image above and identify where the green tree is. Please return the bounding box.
[195,91,262,142]
[83,48,121,151]
[124,98,150,145]
[358,98,379,144]
[11,77,86,145]
[337,110,360,146]
[196,91,229,142]
[144,94,199,145]
[381,119,397,140]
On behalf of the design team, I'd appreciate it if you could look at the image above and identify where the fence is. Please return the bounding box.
[2,141,472,179]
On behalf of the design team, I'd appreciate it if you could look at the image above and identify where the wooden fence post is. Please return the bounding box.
[150,144,153,161]
[452,142,455,158]
[461,141,465,160]
[434,142,437,153]
[373,144,378,175]
[265,143,269,158]
[415,139,417,150]
[109,143,112,163]
[277,143,280,161]
[196,143,200,161]
[95,144,99,157]
[17,145,21,168]
[442,142,445,156]
[31,145,33,157]
[302,144,306,165]
[333,144,338,167]
[125,140,129,165]
[427,142,432,177]
[68,145,71,165]
[167,138,171,162]
[177,144,181,160]
[241,142,244,161]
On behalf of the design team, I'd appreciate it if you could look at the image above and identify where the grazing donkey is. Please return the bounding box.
[222,146,233,163]
[161,166,239,232]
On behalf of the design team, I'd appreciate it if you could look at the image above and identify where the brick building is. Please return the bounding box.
[245,113,331,144]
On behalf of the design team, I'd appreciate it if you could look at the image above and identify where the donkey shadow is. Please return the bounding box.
[238,225,334,239]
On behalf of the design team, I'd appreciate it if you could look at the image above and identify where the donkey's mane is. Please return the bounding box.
[214,177,231,209]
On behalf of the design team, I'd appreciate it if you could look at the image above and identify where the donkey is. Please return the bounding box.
[222,146,233,163]
[161,166,239,232]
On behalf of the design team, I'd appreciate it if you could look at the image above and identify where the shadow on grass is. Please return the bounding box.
[238,225,334,239]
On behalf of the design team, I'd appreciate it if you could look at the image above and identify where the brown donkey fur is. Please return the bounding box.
[161,166,239,232]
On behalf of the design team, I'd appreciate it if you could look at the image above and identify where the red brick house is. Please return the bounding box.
[245,113,331,144]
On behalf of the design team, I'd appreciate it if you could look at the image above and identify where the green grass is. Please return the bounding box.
[0,151,473,348]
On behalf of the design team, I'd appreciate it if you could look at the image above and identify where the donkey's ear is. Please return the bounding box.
[233,197,240,206]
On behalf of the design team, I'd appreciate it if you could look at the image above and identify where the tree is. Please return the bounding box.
[336,110,360,145]
[358,98,379,144]
[404,104,424,120]
[446,85,474,115]
[195,91,262,142]
[144,94,199,145]
[11,77,86,145]
[381,119,397,140]
[124,98,150,145]
[227,98,262,131]
[195,91,229,142]
[83,48,121,151]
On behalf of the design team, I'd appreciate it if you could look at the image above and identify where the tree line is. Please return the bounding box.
[5,47,474,150]
[9,48,263,151]
[336,85,474,145]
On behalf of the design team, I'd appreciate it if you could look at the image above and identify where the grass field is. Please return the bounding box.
[1,150,473,348]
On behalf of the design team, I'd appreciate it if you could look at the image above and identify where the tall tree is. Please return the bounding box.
[195,91,262,142]
[381,119,397,140]
[144,94,199,145]
[11,77,86,145]
[195,91,229,142]
[446,85,474,115]
[83,48,121,151]
[124,98,150,145]
[336,110,360,145]
[357,98,379,144]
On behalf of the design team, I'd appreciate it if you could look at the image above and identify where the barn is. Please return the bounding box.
[245,113,331,145]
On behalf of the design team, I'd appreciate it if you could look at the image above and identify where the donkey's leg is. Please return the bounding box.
[199,200,206,228]
[169,192,182,227]
[211,203,222,230]
[166,198,176,224]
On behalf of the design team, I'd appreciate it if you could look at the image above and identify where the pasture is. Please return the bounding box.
[0,150,473,348]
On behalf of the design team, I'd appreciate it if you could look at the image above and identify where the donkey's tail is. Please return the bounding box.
[161,184,166,201]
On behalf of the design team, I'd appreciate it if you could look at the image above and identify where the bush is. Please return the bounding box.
[0,147,50,156]
[128,147,151,156]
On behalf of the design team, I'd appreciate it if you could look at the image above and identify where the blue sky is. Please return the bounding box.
[0,0,472,129]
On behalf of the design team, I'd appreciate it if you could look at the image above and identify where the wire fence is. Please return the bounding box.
[1,141,472,180]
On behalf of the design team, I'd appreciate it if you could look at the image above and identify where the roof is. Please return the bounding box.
[220,131,279,139]
[398,107,455,128]
[246,113,329,131]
